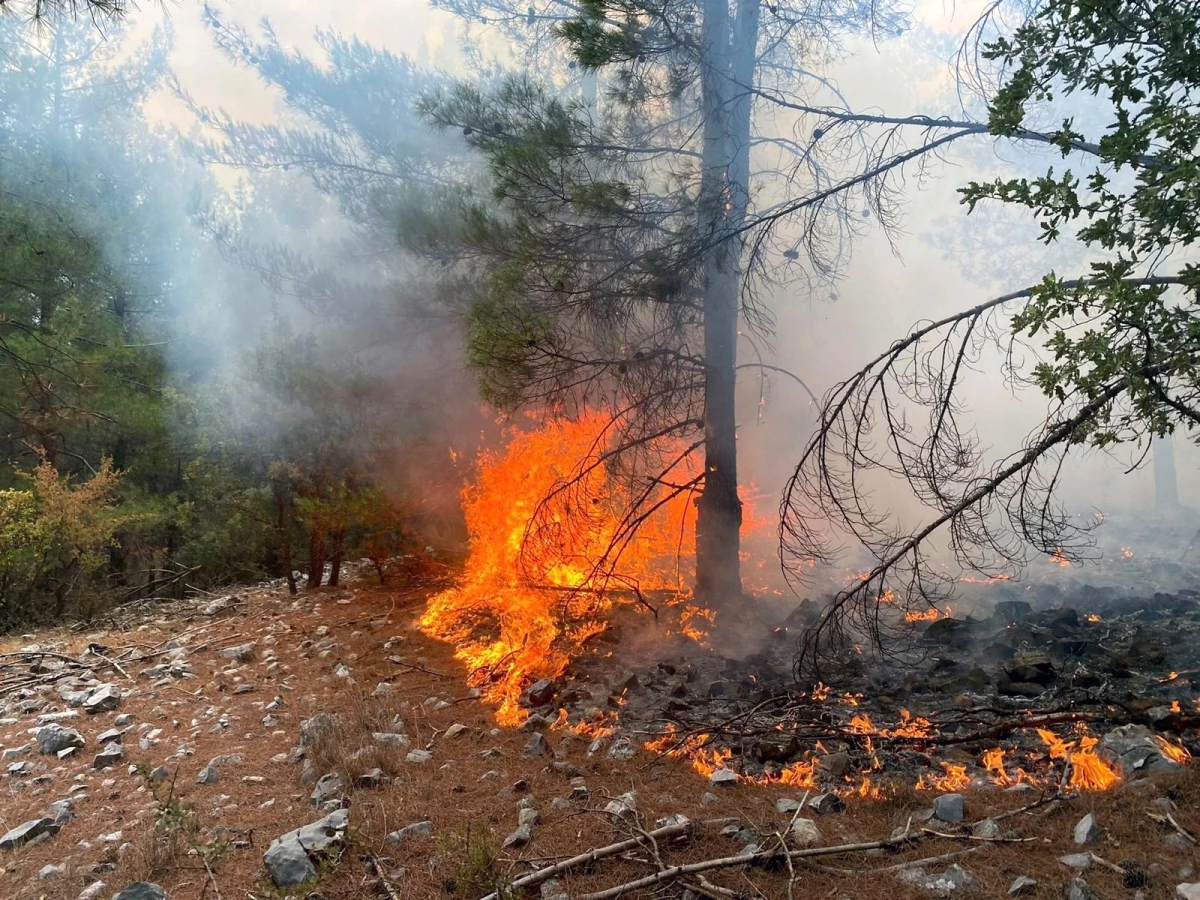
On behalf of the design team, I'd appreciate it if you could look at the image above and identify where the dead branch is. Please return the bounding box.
[573,833,919,900]
[477,818,694,900]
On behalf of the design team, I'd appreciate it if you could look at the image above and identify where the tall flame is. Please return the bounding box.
[420,411,704,724]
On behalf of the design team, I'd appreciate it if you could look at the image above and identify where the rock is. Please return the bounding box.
[386,821,433,844]
[709,768,739,786]
[82,684,122,714]
[789,818,821,846]
[114,713,134,727]
[1177,886,1200,900]
[264,809,348,888]
[113,885,167,900]
[7,761,30,777]
[1100,725,1182,775]
[94,745,125,769]
[604,791,637,820]
[300,714,338,747]
[310,773,343,806]
[994,600,1033,623]
[519,807,541,827]
[0,818,55,850]
[503,824,533,848]
[520,679,556,708]
[263,835,315,888]
[777,798,802,814]
[78,883,107,900]
[608,739,637,760]
[1066,878,1096,900]
[356,768,385,788]
[932,793,965,823]
[219,642,255,663]
[807,793,844,815]
[524,732,549,756]
[406,749,433,764]
[38,863,63,879]
[972,818,1002,839]
[36,723,84,755]
[542,878,569,900]
[1060,854,1092,871]
[197,766,221,785]
[444,723,468,739]
[819,751,851,778]
[1009,876,1037,896]
[1074,813,1102,845]
[373,732,409,747]
[97,728,123,745]
[899,863,978,895]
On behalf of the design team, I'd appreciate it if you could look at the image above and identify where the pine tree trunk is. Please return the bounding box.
[328,528,345,587]
[307,530,326,589]
[694,0,760,607]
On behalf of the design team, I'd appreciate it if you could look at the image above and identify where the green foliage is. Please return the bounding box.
[964,0,1200,446]
[0,456,125,626]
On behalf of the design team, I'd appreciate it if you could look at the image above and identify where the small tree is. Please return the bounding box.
[781,0,1200,671]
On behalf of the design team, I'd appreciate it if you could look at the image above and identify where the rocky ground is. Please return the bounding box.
[0,572,1198,900]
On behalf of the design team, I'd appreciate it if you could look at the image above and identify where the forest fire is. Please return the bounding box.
[420,411,707,724]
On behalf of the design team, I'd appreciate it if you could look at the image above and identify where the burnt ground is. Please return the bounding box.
[0,559,1197,899]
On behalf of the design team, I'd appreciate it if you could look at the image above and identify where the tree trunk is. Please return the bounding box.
[694,0,760,607]
[328,528,345,587]
[307,530,326,589]
[273,483,297,596]
[1155,434,1179,508]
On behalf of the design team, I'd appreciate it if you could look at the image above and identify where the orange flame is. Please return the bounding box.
[1037,727,1118,791]
[916,762,969,791]
[420,411,702,724]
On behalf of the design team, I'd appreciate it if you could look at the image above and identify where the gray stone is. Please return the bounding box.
[0,817,55,850]
[898,863,978,895]
[82,684,122,714]
[972,818,1002,839]
[932,793,965,823]
[113,885,167,900]
[444,723,468,739]
[519,807,540,827]
[1100,725,1181,776]
[1060,854,1092,871]
[300,714,338,747]
[7,761,30,777]
[219,642,256,663]
[1008,876,1037,896]
[776,798,802,814]
[608,739,637,760]
[521,679,556,707]
[807,793,844,815]
[1177,886,1200,900]
[2,745,29,761]
[503,824,532,848]
[93,745,125,769]
[386,820,433,844]
[373,732,409,747]
[37,864,63,879]
[1074,813,1102,845]
[542,878,569,900]
[524,732,549,756]
[406,749,432,764]
[789,818,821,846]
[310,773,343,806]
[294,808,348,854]
[709,768,739,786]
[197,766,221,785]
[1066,878,1096,900]
[97,728,123,745]
[356,767,385,788]
[36,723,84,755]
[114,713,135,727]
[263,835,315,888]
[78,883,107,900]
[604,791,637,820]
[49,799,73,826]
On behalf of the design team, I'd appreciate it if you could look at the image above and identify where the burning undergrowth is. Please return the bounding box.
[422,412,1200,797]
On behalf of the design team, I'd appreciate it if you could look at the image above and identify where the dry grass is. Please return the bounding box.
[0,582,1197,900]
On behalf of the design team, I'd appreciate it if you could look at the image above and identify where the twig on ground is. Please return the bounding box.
[477,818,694,900]
[1147,810,1197,844]
[369,854,404,900]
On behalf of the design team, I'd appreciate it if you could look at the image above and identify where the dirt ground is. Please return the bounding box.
[0,577,1197,900]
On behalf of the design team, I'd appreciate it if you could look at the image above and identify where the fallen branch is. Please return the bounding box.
[477,818,694,900]
[370,854,404,900]
[573,833,919,900]
[1147,810,1197,844]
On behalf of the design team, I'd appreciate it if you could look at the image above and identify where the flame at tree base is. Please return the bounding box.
[421,411,705,725]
